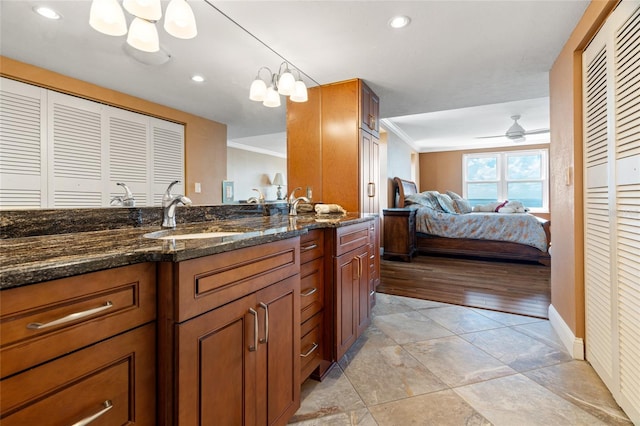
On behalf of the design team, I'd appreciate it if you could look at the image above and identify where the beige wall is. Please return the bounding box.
[227,148,286,202]
[548,0,618,339]
[0,56,227,205]
[418,144,551,221]
[386,132,418,207]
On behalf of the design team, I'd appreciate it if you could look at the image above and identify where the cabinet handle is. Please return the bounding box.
[71,400,113,426]
[248,308,258,352]
[301,243,318,251]
[27,301,113,330]
[300,342,319,358]
[370,290,375,296]
[353,257,362,278]
[367,182,375,197]
[301,287,317,297]
[259,302,269,344]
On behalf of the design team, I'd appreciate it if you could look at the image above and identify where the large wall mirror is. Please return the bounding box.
[0,0,311,209]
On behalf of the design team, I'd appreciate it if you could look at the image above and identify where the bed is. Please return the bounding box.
[392,177,551,266]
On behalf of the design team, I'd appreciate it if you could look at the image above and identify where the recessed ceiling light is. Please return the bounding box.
[191,75,205,83]
[389,15,411,29]
[33,6,61,20]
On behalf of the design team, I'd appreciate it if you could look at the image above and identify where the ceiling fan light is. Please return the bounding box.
[277,70,296,96]
[249,78,267,101]
[127,17,160,52]
[89,0,127,36]
[123,0,162,21]
[263,86,281,108]
[164,0,197,39]
[290,80,308,102]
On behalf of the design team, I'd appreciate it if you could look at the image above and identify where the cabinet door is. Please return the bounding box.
[176,293,257,426]
[360,131,380,214]
[335,245,368,360]
[355,248,371,337]
[255,276,300,426]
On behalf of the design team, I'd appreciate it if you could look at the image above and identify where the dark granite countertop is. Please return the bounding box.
[0,212,373,290]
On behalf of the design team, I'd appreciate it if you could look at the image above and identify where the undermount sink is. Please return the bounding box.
[144,230,243,240]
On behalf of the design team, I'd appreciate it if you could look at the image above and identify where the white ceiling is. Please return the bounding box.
[0,0,589,155]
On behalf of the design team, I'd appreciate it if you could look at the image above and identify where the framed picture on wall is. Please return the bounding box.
[222,180,234,204]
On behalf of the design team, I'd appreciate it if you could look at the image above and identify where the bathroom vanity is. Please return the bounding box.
[0,206,379,425]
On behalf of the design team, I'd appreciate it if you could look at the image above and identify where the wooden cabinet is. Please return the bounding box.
[158,238,301,426]
[368,216,380,306]
[299,230,325,382]
[287,78,381,214]
[333,222,372,360]
[383,208,417,261]
[360,81,380,137]
[0,263,156,424]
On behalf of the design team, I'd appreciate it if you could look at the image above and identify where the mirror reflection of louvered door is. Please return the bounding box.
[583,1,640,423]
[0,78,184,209]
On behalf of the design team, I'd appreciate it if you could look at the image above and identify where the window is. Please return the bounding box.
[463,149,548,212]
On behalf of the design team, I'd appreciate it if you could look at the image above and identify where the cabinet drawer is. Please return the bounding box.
[0,323,155,425]
[335,222,370,257]
[300,313,322,382]
[300,229,324,263]
[0,263,156,378]
[175,238,300,322]
[300,257,324,323]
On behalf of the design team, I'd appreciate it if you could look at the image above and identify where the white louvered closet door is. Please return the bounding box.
[150,117,184,205]
[583,1,640,423]
[107,108,150,206]
[48,91,105,208]
[0,78,47,208]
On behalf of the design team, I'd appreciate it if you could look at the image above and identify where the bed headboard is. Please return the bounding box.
[393,177,418,207]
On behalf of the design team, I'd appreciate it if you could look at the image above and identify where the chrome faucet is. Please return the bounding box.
[110,182,136,207]
[246,188,265,204]
[162,180,192,228]
[288,187,310,216]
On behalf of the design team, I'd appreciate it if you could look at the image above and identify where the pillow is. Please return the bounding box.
[446,190,464,201]
[453,198,473,214]
[404,193,435,208]
[435,193,457,214]
[420,190,441,210]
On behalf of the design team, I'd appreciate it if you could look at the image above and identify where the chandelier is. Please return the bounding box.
[89,0,197,53]
[249,62,308,107]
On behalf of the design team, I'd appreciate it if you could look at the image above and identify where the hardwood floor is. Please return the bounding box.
[377,254,551,318]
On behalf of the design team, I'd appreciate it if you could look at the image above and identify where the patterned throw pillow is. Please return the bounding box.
[446,190,464,201]
[435,193,457,214]
[404,193,434,208]
[453,198,473,214]
[420,191,441,210]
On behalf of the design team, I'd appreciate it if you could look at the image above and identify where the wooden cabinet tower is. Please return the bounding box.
[287,79,380,214]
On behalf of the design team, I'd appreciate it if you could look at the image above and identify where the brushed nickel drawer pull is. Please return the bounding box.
[27,301,113,330]
[370,290,375,296]
[248,308,258,352]
[259,302,269,344]
[71,400,112,426]
[300,342,319,358]
[301,287,317,297]
[301,243,318,251]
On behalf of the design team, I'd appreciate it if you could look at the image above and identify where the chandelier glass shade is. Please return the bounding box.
[89,0,197,52]
[250,62,308,107]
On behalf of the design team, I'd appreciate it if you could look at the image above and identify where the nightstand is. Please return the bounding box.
[383,208,416,261]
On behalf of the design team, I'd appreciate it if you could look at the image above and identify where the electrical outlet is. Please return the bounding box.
[195,182,201,193]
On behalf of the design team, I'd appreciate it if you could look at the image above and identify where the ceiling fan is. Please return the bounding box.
[477,115,550,142]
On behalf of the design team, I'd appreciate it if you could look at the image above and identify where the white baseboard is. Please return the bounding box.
[548,304,585,360]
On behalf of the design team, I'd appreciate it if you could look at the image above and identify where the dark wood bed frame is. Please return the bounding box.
[393,177,551,266]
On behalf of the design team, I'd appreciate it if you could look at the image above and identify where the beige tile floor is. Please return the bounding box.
[289,294,632,426]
